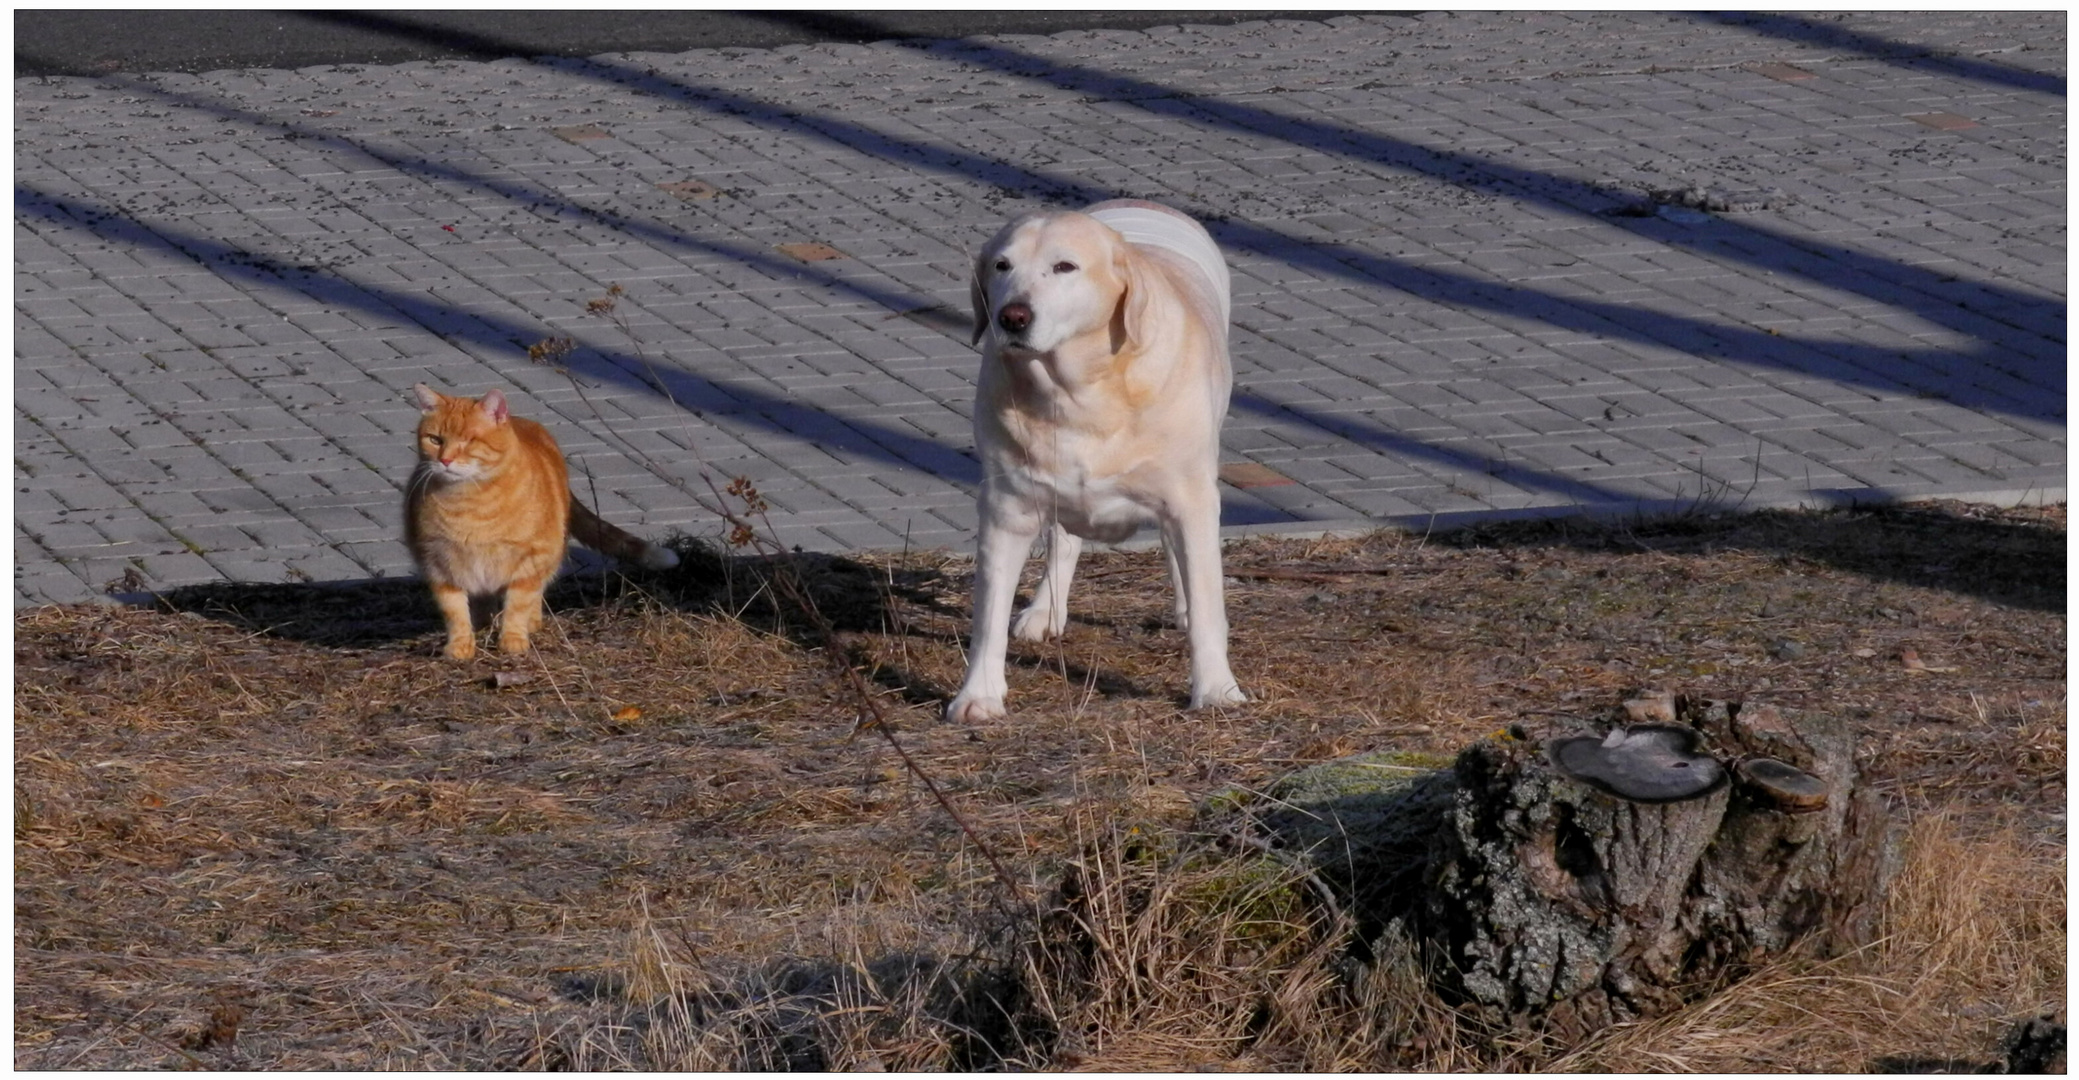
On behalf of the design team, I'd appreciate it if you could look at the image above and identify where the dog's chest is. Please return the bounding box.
[993,426,1157,542]
[1030,469,1153,543]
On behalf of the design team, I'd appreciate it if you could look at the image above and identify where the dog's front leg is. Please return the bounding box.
[1011,522,1081,642]
[1163,495,1246,709]
[947,502,1042,722]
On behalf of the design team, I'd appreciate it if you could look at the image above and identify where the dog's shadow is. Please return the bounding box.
[1002,642,1158,703]
[137,541,1168,709]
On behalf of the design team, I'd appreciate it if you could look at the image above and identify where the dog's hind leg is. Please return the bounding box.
[1161,540,1190,633]
[1011,523,1080,642]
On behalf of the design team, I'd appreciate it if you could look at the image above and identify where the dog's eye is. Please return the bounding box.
[994,259,1011,272]
[1052,261,1077,274]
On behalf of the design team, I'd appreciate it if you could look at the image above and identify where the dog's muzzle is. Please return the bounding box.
[996,302,1033,335]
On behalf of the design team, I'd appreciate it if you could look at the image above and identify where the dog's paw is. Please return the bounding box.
[945,692,1008,724]
[1009,607,1064,643]
[1189,682,1248,710]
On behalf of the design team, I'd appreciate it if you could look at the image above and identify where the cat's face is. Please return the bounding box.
[413,384,513,483]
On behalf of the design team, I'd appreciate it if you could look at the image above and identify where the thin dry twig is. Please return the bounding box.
[557,286,1029,913]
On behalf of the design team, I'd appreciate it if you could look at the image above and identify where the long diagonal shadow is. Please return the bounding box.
[91,72,966,330]
[1237,232,2052,422]
[33,28,2059,531]
[14,185,983,487]
[870,35,2061,346]
[737,7,2068,100]
[286,11,593,63]
[24,181,1852,526]
[563,48,2063,422]
[1229,392,1645,509]
[90,41,2062,430]
[15,183,1313,532]
[727,10,2062,335]
[1686,11,2065,97]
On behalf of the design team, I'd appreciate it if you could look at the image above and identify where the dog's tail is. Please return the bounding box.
[568,498,680,570]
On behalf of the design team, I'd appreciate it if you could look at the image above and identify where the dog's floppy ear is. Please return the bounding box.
[1110,241,1160,354]
[969,255,991,347]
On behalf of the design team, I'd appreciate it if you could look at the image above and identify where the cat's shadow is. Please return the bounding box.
[140,576,441,648]
[137,540,1160,707]
[134,541,927,650]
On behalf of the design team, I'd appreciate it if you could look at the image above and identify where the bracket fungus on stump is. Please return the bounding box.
[1214,694,1899,1042]
[1422,695,1899,1039]
[1546,723,1728,803]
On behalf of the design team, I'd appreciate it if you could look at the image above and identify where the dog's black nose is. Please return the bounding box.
[997,303,1033,333]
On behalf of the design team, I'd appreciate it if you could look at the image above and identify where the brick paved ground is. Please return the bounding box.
[14,11,2065,606]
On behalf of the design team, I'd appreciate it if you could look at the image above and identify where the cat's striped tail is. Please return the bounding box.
[568,499,680,571]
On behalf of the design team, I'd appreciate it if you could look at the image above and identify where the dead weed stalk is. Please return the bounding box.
[537,286,1028,913]
[1023,813,1474,1071]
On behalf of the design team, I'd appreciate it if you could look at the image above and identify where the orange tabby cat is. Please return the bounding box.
[405,384,679,659]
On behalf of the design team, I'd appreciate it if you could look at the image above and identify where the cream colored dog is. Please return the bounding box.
[947,199,1246,722]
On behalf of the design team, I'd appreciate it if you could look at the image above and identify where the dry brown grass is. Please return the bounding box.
[14,500,2064,1070]
[1016,814,1471,1072]
[1547,812,2066,1073]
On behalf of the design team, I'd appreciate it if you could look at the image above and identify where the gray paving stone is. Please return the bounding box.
[11,12,2066,606]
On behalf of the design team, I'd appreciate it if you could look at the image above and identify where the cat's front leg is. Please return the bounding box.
[498,576,550,654]
[431,581,477,660]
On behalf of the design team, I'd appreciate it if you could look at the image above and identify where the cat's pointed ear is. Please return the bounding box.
[413,383,444,412]
[480,389,510,425]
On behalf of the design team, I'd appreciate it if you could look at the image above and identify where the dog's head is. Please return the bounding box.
[970,212,1156,356]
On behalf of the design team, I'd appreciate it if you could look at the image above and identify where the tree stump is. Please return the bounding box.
[1423,695,1900,1038]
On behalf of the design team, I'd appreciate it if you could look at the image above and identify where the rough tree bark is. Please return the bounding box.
[1421,696,1900,1038]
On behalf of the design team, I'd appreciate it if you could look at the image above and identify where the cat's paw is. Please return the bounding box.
[497,634,532,655]
[444,637,478,661]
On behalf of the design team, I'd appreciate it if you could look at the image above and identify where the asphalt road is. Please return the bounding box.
[15,10,1366,77]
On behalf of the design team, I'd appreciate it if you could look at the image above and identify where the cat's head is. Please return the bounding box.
[412,384,515,482]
